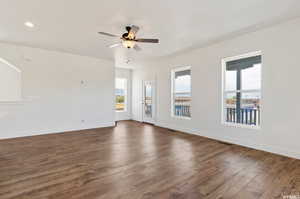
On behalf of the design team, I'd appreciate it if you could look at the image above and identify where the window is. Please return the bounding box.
[115,78,127,111]
[171,66,191,118]
[222,52,262,127]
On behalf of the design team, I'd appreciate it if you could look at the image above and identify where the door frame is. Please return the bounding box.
[142,80,156,124]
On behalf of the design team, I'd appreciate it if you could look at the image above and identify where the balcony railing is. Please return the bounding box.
[173,93,191,118]
[174,104,191,118]
[226,107,260,126]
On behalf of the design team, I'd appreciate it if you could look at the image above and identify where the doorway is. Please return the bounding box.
[142,80,155,124]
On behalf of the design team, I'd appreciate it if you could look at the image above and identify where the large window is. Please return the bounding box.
[222,52,262,127]
[171,66,191,118]
[115,78,127,111]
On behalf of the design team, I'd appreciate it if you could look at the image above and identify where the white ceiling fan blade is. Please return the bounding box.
[109,43,121,48]
[98,32,119,37]
[130,25,140,34]
[128,25,140,39]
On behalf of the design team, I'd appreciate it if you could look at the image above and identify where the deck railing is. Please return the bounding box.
[173,93,191,118]
[226,107,260,126]
[174,103,191,118]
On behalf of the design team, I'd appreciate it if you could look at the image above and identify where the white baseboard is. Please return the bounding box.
[155,121,300,160]
[115,115,132,121]
[131,116,142,122]
[0,122,115,140]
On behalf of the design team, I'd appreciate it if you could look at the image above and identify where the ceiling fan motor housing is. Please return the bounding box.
[126,26,131,32]
[122,33,129,39]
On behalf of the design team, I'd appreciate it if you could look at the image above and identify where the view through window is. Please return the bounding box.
[171,66,191,118]
[144,82,153,118]
[223,53,261,127]
[115,78,127,111]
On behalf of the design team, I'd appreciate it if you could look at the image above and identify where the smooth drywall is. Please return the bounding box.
[132,18,300,159]
[115,68,132,121]
[0,43,115,139]
[0,59,21,102]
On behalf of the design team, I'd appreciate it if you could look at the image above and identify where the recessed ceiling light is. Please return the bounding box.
[24,21,35,28]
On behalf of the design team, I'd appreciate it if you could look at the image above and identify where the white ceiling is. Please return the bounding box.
[1,0,300,67]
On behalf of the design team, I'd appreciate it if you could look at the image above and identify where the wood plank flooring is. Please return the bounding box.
[0,121,299,199]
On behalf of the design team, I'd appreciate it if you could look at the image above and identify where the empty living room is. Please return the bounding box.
[1,1,300,198]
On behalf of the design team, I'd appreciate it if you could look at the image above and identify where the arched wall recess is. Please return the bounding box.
[0,58,22,102]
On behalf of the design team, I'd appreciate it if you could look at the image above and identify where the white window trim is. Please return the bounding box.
[171,66,192,119]
[221,51,262,129]
[115,78,127,112]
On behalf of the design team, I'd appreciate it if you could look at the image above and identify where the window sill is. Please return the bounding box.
[222,122,261,130]
[0,100,24,105]
[116,110,127,113]
[172,115,192,120]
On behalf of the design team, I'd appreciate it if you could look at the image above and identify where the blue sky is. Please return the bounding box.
[115,78,127,96]
[175,75,191,93]
[116,78,127,89]
[226,64,261,91]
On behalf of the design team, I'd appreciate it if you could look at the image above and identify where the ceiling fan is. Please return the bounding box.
[98,25,159,51]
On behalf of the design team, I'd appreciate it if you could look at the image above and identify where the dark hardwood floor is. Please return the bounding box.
[0,121,299,199]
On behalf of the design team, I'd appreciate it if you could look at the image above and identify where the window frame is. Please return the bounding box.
[221,51,262,129]
[115,78,127,112]
[171,66,192,119]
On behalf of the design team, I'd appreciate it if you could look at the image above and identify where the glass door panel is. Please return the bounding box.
[143,81,155,123]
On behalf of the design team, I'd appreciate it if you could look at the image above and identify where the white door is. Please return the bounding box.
[142,81,155,124]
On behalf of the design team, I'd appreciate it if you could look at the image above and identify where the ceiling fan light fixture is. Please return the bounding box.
[24,21,35,28]
[122,40,135,49]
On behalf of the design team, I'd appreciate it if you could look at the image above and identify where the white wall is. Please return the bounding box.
[132,18,300,159]
[0,59,21,102]
[115,68,132,121]
[0,42,115,139]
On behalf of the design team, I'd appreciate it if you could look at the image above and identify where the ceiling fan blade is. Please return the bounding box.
[130,25,140,35]
[98,32,119,37]
[133,44,142,51]
[128,25,140,39]
[108,43,121,48]
[135,38,159,43]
